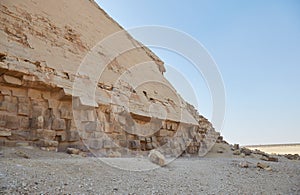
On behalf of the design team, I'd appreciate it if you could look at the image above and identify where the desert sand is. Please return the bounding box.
[1,145,299,194]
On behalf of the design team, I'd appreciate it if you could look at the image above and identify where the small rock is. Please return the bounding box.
[148,150,165,166]
[260,155,278,162]
[257,162,271,171]
[260,156,269,161]
[15,150,30,159]
[284,154,300,160]
[239,161,249,168]
[66,148,80,155]
[267,156,278,162]
[107,151,121,158]
[80,152,87,157]
[265,167,272,171]
[233,150,241,155]
[233,144,239,150]
[257,162,268,169]
[217,150,224,153]
[241,148,252,156]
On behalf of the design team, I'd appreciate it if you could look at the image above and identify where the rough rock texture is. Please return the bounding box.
[1,146,300,194]
[0,0,220,156]
[148,149,166,166]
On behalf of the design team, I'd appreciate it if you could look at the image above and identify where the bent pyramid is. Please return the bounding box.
[0,0,220,157]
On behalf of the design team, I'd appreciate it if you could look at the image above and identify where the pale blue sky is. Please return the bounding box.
[96,0,300,145]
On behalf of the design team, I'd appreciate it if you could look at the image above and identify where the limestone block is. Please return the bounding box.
[60,109,73,119]
[88,139,103,150]
[22,75,36,82]
[151,136,157,143]
[152,142,158,149]
[18,102,30,116]
[38,139,59,147]
[32,106,43,117]
[72,97,97,110]
[41,91,51,99]
[128,140,140,149]
[36,129,56,140]
[166,122,172,130]
[84,121,97,132]
[28,88,42,99]
[0,128,11,137]
[118,140,127,147]
[66,147,80,155]
[115,134,126,141]
[186,146,197,154]
[103,139,113,149]
[148,150,165,166]
[6,115,19,129]
[67,130,80,141]
[0,86,11,95]
[7,102,17,113]
[48,99,60,109]
[0,115,6,127]
[146,142,153,150]
[172,123,178,130]
[79,109,96,122]
[12,88,27,97]
[162,121,167,129]
[159,137,170,146]
[170,140,180,149]
[104,122,114,133]
[56,130,67,141]
[37,116,44,128]
[19,116,30,128]
[107,151,121,158]
[0,100,7,111]
[18,97,30,103]
[93,131,104,139]
[126,134,136,140]
[159,129,169,137]
[40,147,58,152]
[52,118,66,130]
[1,75,22,85]
[8,129,30,141]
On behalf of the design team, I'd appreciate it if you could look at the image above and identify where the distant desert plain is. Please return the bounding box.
[245,143,300,155]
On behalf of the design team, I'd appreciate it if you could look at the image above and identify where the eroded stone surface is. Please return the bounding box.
[0,0,220,157]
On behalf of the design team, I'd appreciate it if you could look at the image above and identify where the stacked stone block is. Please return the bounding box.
[0,72,219,157]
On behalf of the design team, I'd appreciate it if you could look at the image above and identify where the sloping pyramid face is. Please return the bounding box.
[0,0,219,157]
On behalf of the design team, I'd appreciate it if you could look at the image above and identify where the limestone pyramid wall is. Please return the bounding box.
[0,0,220,157]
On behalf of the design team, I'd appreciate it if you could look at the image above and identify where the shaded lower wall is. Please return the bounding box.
[0,74,220,157]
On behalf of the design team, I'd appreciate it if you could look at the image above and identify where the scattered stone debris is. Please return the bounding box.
[239,161,249,168]
[233,144,239,150]
[107,151,121,158]
[240,148,252,156]
[16,142,29,147]
[233,150,241,155]
[66,148,80,155]
[15,150,30,159]
[148,150,165,166]
[257,162,272,171]
[217,150,224,153]
[284,154,300,160]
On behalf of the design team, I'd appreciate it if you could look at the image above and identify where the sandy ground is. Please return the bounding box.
[0,146,300,194]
